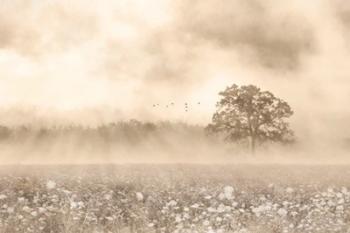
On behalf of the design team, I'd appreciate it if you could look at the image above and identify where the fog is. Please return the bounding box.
[0,0,350,164]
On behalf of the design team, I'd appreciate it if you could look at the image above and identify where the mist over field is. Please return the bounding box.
[3,1,350,233]
[0,0,349,163]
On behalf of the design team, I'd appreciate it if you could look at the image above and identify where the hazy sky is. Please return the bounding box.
[0,0,350,141]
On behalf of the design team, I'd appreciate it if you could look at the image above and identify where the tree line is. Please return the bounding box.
[0,121,205,145]
[0,84,295,154]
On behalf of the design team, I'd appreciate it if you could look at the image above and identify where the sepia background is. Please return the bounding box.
[0,0,349,163]
[2,1,350,232]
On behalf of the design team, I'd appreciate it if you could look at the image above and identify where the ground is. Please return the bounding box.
[0,164,349,233]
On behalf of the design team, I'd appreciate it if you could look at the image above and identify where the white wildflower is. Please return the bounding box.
[31,211,38,217]
[203,220,210,226]
[78,201,84,207]
[148,223,155,227]
[232,202,238,207]
[277,208,288,217]
[175,215,182,222]
[207,228,216,233]
[336,205,344,212]
[46,180,56,190]
[22,206,31,213]
[191,203,200,209]
[168,200,177,206]
[135,192,144,201]
[341,187,348,194]
[291,211,298,217]
[217,204,226,213]
[224,186,234,199]
[218,193,225,200]
[70,201,78,209]
[104,194,112,200]
[327,200,335,207]
[286,187,294,193]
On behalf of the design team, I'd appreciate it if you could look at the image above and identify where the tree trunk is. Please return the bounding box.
[247,113,256,155]
[250,135,256,155]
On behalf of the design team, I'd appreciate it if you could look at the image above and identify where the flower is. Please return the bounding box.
[277,208,288,217]
[168,200,177,206]
[31,211,38,217]
[22,206,31,213]
[286,187,294,193]
[191,203,200,209]
[203,220,210,226]
[7,207,14,213]
[224,186,234,199]
[46,180,56,190]
[135,192,144,201]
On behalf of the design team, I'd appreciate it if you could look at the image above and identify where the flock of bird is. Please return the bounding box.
[152,102,201,112]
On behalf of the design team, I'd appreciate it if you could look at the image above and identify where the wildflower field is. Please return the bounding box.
[0,164,350,233]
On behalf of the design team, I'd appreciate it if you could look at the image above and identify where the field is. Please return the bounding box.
[0,164,350,233]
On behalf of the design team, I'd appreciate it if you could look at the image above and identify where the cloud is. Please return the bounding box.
[175,0,315,71]
[0,0,350,145]
[0,0,99,56]
[333,0,350,46]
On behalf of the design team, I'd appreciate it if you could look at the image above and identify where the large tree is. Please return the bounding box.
[206,84,294,154]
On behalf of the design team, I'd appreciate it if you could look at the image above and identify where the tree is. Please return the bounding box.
[206,84,294,154]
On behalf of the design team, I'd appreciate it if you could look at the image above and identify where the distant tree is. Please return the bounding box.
[206,84,294,154]
[0,126,10,140]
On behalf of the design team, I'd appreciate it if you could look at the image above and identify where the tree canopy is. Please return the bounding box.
[206,84,294,153]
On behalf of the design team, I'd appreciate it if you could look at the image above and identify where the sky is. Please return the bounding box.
[0,0,350,143]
